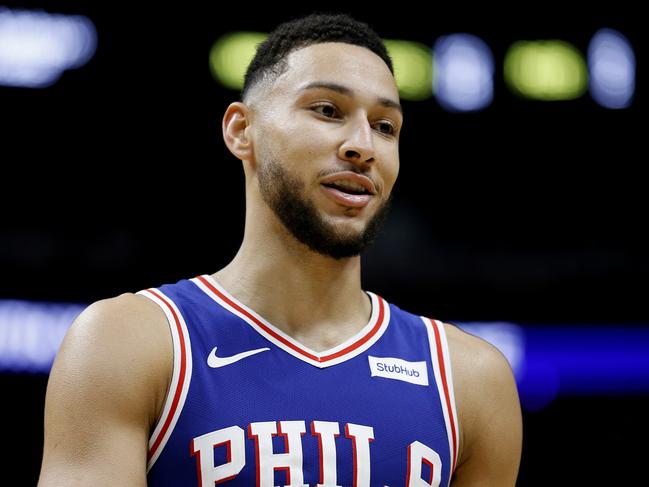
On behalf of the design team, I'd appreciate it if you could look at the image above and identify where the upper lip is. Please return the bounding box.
[320,172,377,195]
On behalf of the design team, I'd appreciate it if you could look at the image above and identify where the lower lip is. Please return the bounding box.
[320,185,372,208]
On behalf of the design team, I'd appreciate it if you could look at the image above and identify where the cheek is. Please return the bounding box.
[267,114,319,146]
[380,148,400,192]
[277,119,337,162]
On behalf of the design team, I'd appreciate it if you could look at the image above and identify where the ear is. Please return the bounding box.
[222,102,254,162]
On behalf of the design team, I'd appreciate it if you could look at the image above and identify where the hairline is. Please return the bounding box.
[242,41,396,106]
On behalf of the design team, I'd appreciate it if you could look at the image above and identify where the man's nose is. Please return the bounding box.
[338,117,375,165]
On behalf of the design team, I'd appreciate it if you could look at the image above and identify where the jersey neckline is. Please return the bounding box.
[191,274,391,369]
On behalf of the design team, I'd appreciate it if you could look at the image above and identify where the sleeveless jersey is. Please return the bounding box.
[138,274,459,487]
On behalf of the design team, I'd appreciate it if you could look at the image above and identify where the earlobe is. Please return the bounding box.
[222,102,253,161]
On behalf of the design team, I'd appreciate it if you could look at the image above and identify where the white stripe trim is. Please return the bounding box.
[422,317,459,486]
[137,289,193,471]
[192,275,389,368]
[434,319,459,470]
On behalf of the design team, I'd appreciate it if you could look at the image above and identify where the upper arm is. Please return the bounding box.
[38,293,172,487]
[446,324,522,487]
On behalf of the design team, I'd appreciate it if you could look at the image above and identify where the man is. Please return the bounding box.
[39,13,521,487]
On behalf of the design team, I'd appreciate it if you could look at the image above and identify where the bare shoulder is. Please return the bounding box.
[64,291,170,356]
[39,292,172,486]
[52,291,172,423]
[442,322,514,385]
[442,321,518,428]
[442,323,522,486]
[75,291,168,331]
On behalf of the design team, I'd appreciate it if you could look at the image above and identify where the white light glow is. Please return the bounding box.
[0,299,83,373]
[433,34,494,112]
[0,7,97,88]
[588,28,635,109]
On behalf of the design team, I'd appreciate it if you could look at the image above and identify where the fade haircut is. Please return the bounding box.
[241,13,393,102]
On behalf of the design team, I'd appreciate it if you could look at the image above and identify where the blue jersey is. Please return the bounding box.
[138,275,459,487]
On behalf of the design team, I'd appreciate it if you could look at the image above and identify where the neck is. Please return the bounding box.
[213,204,371,351]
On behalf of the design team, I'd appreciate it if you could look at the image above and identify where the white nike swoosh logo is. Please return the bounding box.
[207,346,270,368]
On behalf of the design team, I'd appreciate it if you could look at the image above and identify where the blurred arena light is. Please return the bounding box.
[210,32,433,101]
[433,33,494,112]
[504,39,588,100]
[384,39,432,100]
[460,322,649,412]
[0,7,97,88]
[209,29,635,110]
[588,28,635,109]
[0,300,84,373]
[209,31,267,91]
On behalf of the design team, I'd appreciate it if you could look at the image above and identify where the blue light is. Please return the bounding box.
[588,28,635,109]
[0,7,97,88]
[458,323,649,411]
[433,34,494,112]
[521,326,649,395]
[0,299,84,373]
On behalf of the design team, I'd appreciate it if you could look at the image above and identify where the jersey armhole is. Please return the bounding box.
[137,288,193,472]
[420,317,460,480]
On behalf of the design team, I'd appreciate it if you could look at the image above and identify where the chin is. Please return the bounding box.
[323,214,367,233]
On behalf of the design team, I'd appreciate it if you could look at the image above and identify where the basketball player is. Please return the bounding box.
[38,13,522,486]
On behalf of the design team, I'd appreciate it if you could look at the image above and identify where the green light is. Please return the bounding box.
[209,32,267,90]
[210,33,433,99]
[384,39,433,100]
[504,40,588,100]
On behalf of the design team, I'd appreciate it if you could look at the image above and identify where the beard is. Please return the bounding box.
[257,158,393,260]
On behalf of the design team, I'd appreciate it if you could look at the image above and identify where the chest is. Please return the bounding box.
[153,346,453,486]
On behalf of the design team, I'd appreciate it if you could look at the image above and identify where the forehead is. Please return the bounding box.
[272,42,399,101]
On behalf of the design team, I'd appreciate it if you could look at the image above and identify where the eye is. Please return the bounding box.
[312,103,341,119]
[375,120,396,136]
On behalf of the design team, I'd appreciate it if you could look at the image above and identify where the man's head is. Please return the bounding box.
[242,13,393,103]
[223,13,402,260]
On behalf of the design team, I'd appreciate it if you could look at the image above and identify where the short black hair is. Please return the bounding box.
[242,13,393,100]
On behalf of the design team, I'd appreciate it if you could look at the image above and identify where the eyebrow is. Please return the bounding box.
[299,81,403,115]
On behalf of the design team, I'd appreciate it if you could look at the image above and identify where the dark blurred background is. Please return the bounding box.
[1,1,646,485]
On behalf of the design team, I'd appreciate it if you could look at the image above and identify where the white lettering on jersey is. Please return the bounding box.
[368,356,429,386]
[191,421,443,486]
[311,420,342,487]
[248,420,308,487]
[406,441,442,487]
[344,423,375,487]
[190,425,245,485]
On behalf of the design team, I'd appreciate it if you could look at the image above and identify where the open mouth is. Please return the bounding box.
[320,183,373,208]
[321,182,372,196]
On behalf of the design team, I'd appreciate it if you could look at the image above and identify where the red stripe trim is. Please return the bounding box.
[405,443,412,486]
[320,297,384,361]
[430,319,458,473]
[196,275,384,363]
[146,288,188,461]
